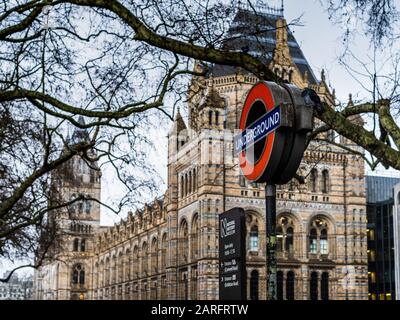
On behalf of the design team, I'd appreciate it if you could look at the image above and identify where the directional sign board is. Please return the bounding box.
[219,208,246,300]
[234,105,281,155]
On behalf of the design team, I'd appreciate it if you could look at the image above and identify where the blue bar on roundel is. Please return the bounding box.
[233,105,281,155]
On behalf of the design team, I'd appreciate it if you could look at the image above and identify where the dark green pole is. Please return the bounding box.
[266,183,277,300]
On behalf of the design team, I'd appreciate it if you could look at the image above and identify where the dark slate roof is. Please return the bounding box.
[208,7,318,84]
[366,175,400,203]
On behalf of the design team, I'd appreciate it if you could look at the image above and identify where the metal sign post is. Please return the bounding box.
[232,81,315,301]
[265,183,277,300]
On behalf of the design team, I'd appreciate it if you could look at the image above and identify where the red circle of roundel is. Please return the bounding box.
[239,82,276,181]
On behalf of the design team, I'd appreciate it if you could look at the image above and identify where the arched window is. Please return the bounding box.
[80,239,86,252]
[85,200,92,214]
[193,169,196,191]
[277,271,284,300]
[310,271,318,300]
[141,243,148,276]
[189,172,192,194]
[185,173,188,196]
[133,246,139,278]
[161,234,168,271]
[125,249,131,281]
[320,229,328,254]
[286,271,295,300]
[209,110,213,125]
[321,272,329,300]
[321,170,329,193]
[105,258,110,285]
[285,227,293,252]
[79,270,85,285]
[181,176,184,198]
[277,216,296,256]
[309,228,317,254]
[112,255,117,283]
[310,169,318,192]
[215,111,219,125]
[249,225,259,252]
[151,238,158,273]
[276,226,283,252]
[72,264,85,285]
[179,219,189,263]
[250,270,259,300]
[191,215,199,260]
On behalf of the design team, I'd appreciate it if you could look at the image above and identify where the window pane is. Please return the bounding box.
[310,240,317,254]
[250,270,259,300]
[286,271,295,300]
[320,239,328,254]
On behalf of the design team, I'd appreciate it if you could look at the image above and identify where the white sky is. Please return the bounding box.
[2,0,400,277]
[99,0,400,223]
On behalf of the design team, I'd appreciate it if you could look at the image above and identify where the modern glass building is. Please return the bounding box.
[366,175,400,300]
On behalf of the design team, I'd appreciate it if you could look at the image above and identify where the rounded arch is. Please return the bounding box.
[321,169,330,193]
[308,213,335,258]
[179,218,189,264]
[141,241,148,276]
[117,251,124,282]
[190,212,199,230]
[276,212,301,256]
[191,213,199,261]
[308,212,336,233]
[124,247,131,282]
[244,208,264,229]
[132,245,139,278]
[180,175,184,198]
[178,215,189,229]
[104,256,110,285]
[309,168,318,192]
[160,232,168,271]
[111,254,117,283]
[150,236,158,274]
[276,211,302,232]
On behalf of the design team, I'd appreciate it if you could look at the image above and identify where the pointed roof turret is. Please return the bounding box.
[169,106,187,136]
[347,93,354,107]
[71,116,89,144]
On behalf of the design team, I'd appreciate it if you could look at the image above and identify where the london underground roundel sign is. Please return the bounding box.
[234,81,314,184]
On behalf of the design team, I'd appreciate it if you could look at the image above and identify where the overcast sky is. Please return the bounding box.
[2,0,400,277]
[99,0,400,222]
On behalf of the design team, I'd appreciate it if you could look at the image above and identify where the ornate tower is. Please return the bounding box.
[34,118,101,300]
